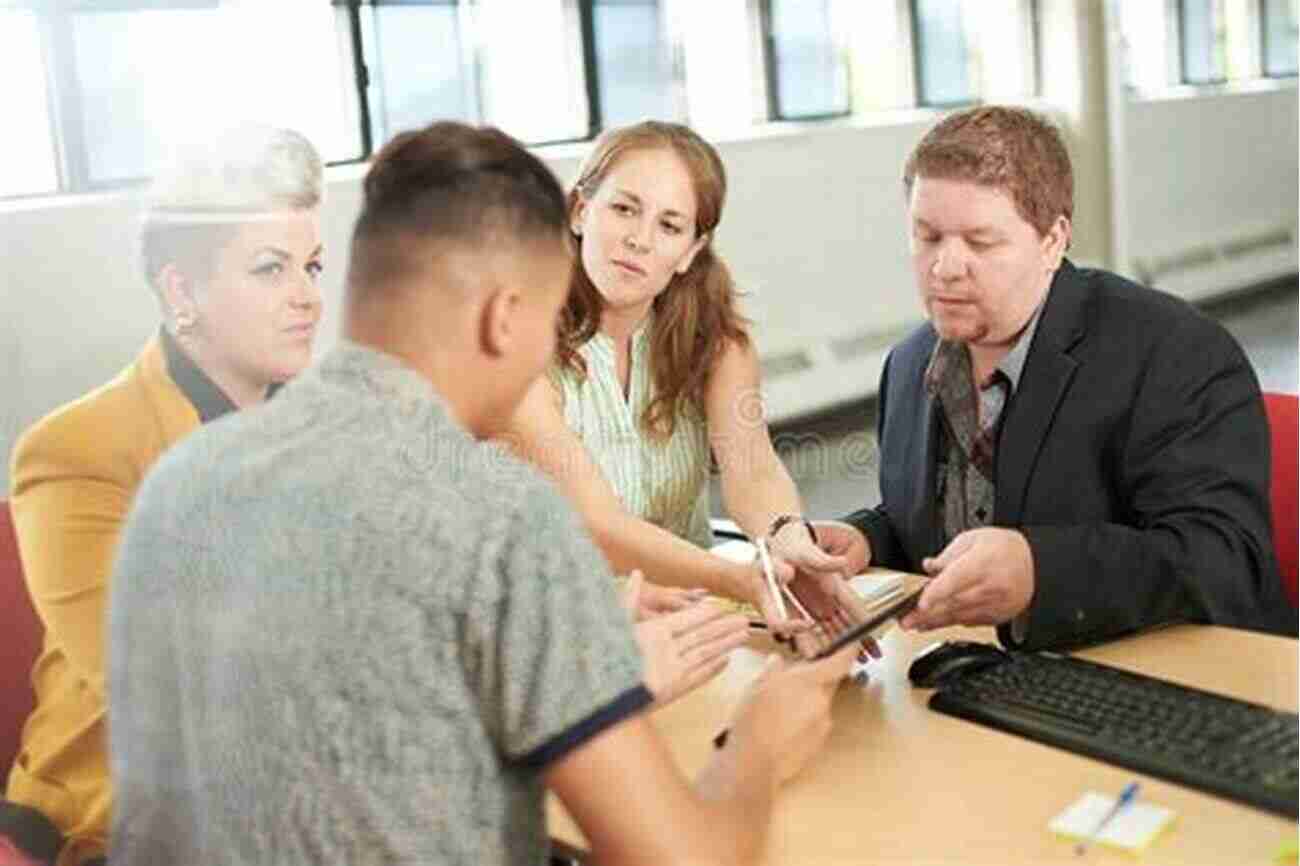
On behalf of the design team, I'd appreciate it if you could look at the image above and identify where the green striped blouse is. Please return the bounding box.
[551,317,714,548]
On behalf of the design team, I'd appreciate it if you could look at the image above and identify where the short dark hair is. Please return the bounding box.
[903,105,1073,237]
[347,122,568,295]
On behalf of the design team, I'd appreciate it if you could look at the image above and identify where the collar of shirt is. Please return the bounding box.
[159,326,240,423]
[994,288,1049,394]
[589,311,654,360]
[923,286,1049,399]
[159,327,285,423]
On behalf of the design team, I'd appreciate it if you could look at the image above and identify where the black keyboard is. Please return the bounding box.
[929,652,1299,817]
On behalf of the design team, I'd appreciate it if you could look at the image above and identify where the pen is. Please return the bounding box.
[755,538,789,622]
[780,579,815,623]
[1075,781,1140,855]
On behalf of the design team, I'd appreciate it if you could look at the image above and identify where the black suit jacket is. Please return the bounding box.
[846,261,1295,650]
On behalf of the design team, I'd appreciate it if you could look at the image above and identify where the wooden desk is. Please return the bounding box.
[548,578,1298,865]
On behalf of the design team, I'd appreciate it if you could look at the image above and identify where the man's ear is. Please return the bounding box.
[1042,215,1071,271]
[480,285,521,358]
[674,232,709,275]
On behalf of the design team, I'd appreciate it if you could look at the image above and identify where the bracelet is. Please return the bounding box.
[767,513,818,546]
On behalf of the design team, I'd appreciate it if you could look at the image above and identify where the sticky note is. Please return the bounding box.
[1049,791,1177,852]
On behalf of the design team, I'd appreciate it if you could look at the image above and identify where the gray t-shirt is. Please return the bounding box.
[108,342,649,865]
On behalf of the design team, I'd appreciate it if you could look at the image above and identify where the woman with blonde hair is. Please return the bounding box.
[507,121,867,641]
[2,125,325,866]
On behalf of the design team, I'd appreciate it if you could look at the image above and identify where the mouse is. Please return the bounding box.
[907,640,1010,689]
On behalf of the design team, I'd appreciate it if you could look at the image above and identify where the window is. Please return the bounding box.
[672,0,758,132]
[1124,0,1296,89]
[475,0,589,145]
[3,0,1050,200]
[367,0,673,148]
[1180,0,1260,83]
[0,8,58,197]
[1263,0,1299,75]
[911,0,1037,107]
[844,1,911,111]
[762,0,850,120]
[365,0,588,147]
[1182,0,1226,82]
[913,0,972,105]
[26,1,361,192]
[588,0,675,128]
[1117,1,1177,92]
[367,0,674,149]
[360,0,476,150]
[69,3,360,186]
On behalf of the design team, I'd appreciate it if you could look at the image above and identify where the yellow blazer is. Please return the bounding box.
[7,337,201,866]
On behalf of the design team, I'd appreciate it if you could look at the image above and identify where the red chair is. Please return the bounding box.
[0,500,43,783]
[1262,393,1298,608]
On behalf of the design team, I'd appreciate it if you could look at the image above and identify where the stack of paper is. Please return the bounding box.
[850,571,906,605]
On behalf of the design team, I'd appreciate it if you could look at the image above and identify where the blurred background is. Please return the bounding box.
[2,0,1296,501]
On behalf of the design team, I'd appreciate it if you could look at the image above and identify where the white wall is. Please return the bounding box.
[2,0,1297,491]
[0,119,930,481]
[1118,84,1299,300]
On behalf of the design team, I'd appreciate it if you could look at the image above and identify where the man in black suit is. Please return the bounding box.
[803,105,1294,650]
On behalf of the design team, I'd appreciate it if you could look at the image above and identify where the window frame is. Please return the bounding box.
[1179,0,1229,85]
[354,0,485,149]
[12,0,368,197]
[758,0,852,122]
[0,3,63,198]
[910,0,975,109]
[1175,0,1299,85]
[2,0,1048,201]
[578,0,680,135]
[578,0,604,137]
[1260,0,1299,77]
[54,0,248,193]
[908,0,1040,109]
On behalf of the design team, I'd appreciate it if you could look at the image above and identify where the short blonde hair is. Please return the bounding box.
[140,125,323,290]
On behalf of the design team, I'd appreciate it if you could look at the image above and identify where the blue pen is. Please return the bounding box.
[1075,781,1141,855]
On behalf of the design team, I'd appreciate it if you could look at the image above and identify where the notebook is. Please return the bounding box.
[1049,791,1177,852]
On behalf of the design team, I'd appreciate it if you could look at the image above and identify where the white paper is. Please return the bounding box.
[850,572,905,605]
[1049,791,1176,850]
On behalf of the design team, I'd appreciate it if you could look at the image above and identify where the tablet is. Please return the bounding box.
[811,582,926,660]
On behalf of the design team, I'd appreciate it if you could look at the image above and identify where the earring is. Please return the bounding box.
[174,310,197,336]
[571,224,582,237]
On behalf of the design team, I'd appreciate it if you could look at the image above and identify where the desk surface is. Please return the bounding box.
[548,572,1298,865]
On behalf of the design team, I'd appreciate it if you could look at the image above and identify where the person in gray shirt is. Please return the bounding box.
[108,121,858,866]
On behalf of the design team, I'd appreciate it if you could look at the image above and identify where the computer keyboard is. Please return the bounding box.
[929,652,1299,817]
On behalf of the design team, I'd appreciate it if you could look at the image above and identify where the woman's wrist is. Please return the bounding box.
[766,513,817,547]
[723,558,761,606]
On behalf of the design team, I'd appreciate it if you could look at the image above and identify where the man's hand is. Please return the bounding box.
[725,644,859,783]
[900,527,1035,630]
[624,572,751,707]
[807,520,872,575]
